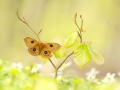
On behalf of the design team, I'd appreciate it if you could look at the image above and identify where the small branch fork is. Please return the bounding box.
[16,11,83,78]
[74,13,85,43]
[49,51,74,78]
[16,10,41,42]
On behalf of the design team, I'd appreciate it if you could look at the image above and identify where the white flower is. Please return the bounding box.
[86,68,100,81]
[59,61,72,71]
[31,64,43,73]
[11,62,23,72]
[117,72,120,76]
[86,74,96,81]
[102,73,115,83]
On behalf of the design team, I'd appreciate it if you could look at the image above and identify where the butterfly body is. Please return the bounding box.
[24,37,61,58]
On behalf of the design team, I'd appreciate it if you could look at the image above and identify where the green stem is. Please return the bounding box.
[49,52,74,78]
[56,52,74,70]
[55,52,74,78]
[49,59,56,69]
[49,59,57,78]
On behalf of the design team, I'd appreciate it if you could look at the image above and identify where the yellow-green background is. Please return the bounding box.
[0,0,120,76]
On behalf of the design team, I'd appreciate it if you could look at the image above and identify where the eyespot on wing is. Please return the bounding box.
[40,47,52,58]
[44,43,61,52]
[27,44,40,56]
[24,37,39,48]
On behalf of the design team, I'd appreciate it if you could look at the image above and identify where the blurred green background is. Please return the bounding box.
[0,0,120,77]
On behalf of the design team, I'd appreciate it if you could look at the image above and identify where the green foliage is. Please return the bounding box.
[38,56,49,63]
[87,43,104,65]
[53,47,66,58]
[0,59,119,90]
[73,43,92,68]
[62,31,104,68]
[63,31,79,48]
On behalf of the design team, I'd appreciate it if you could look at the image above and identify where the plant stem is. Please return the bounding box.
[49,59,57,78]
[55,52,74,78]
[49,52,74,78]
[74,14,83,43]
[49,59,56,69]
[56,52,74,71]
[49,59,58,78]
[80,15,83,29]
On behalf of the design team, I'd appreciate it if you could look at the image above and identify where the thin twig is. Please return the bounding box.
[56,52,74,70]
[74,13,82,43]
[54,52,74,78]
[16,10,41,41]
[49,59,58,78]
[49,59,56,69]
[80,15,83,29]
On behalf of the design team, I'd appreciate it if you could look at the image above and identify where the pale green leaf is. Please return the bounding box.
[91,50,104,65]
[38,56,49,63]
[67,39,80,53]
[87,43,104,65]
[63,31,79,48]
[53,47,66,58]
[73,43,92,69]
[39,48,66,62]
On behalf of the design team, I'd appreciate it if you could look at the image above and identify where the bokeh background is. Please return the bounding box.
[0,0,120,77]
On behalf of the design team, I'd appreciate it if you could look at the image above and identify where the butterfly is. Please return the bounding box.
[24,37,61,58]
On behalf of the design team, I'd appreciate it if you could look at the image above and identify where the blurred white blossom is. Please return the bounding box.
[11,62,23,72]
[117,72,120,76]
[86,74,96,81]
[31,64,43,73]
[86,68,100,81]
[102,73,115,83]
[59,61,72,71]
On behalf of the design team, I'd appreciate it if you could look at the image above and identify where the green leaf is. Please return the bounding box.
[53,47,66,58]
[11,68,19,75]
[87,43,104,65]
[39,48,66,62]
[63,31,79,48]
[73,43,92,69]
[38,56,49,63]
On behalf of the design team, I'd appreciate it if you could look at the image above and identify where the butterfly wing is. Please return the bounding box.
[40,46,52,58]
[44,43,61,52]
[24,37,39,48]
[27,44,40,56]
[24,37,60,58]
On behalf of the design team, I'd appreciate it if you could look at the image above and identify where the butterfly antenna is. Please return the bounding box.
[16,10,40,41]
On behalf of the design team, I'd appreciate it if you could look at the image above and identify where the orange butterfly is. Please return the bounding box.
[24,37,61,58]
